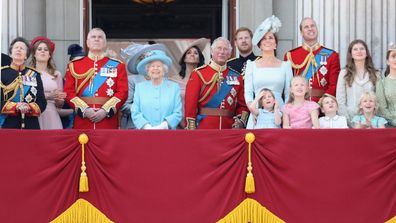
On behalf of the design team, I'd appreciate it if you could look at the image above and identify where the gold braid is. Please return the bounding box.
[196,69,218,103]
[68,63,95,94]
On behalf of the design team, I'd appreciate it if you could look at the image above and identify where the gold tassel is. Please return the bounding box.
[50,198,114,223]
[216,198,285,223]
[385,215,396,223]
[79,133,89,192]
[245,132,256,194]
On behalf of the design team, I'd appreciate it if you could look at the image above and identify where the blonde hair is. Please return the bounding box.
[318,93,338,109]
[287,76,310,103]
[258,88,275,111]
[357,91,378,115]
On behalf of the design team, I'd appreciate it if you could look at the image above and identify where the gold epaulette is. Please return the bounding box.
[228,67,240,75]
[194,64,207,72]
[70,55,85,62]
[227,57,237,62]
[1,65,10,70]
[109,57,123,64]
[254,56,261,61]
[26,66,40,73]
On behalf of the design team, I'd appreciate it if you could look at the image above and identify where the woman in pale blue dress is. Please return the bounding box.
[244,15,293,128]
[131,50,182,129]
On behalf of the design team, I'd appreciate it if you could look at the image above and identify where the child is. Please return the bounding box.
[352,91,387,128]
[282,76,320,128]
[248,88,281,129]
[318,94,348,128]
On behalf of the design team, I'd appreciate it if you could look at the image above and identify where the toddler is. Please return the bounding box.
[318,94,348,128]
[352,91,387,128]
[248,88,281,129]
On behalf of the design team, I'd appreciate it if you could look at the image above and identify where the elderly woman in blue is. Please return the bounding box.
[131,50,182,129]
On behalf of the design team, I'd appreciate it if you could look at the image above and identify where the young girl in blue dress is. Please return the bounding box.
[248,88,281,129]
[352,91,387,128]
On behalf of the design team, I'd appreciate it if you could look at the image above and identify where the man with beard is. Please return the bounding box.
[284,17,340,102]
[227,27,258,74]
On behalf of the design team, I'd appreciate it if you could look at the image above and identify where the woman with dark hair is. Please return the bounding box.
[169,38,207,128]
[336,39,379,126]
[0,37,46,129]
[376,43,396,127]
[244,15,292,129]
[30,36,66,129]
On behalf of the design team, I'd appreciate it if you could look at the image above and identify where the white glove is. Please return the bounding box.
[152,121,169,129]
[142,123,153,129]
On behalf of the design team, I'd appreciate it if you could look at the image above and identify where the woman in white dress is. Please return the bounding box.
[30,36,65,129]
[244,15,293,129]
[336,39,379,126]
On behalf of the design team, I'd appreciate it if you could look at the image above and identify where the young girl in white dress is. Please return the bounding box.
[248,88,281,129]
[318,94,348,128]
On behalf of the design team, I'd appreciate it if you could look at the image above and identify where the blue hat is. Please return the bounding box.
[136,50,172,76]
[252,15,282,47]
[120,43,166,74]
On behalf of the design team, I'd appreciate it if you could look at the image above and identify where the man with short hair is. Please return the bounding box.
[185,37,248,129]
[284,17,340,102]
[227,27,258,74]
[64,28,128,129]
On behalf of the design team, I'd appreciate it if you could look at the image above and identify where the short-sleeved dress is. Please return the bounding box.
[254,108,281,129]
[351,115,388,128]
[282,101,319,128]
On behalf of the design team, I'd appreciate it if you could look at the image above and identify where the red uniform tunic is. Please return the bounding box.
[284,44,340,102]
[184,62,248,129]
[64,54,128,129]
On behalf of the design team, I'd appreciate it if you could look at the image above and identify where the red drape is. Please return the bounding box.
[0,129,395,223]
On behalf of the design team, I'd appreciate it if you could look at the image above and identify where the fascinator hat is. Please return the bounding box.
[120,43,166,74]
[252,15,282,47]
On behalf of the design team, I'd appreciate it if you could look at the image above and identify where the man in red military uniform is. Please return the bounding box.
[284,17,340,102]
[185,37,248,129]
[64,28,128,129]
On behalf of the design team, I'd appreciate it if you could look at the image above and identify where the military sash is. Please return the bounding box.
[81,59,119,97]
[197,69,239,124]
[0,70,37,127]
[305,48,334,80]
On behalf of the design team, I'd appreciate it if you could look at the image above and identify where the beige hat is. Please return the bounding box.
[181,38,209,56]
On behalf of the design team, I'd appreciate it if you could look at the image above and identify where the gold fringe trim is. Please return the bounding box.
[385,215,396,223]
[79,133,89,192]
[217,198,285,223]
[245,133,256,194]
[50,199,114,223]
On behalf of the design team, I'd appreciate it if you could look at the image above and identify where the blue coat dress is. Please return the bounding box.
[131,79,182,129]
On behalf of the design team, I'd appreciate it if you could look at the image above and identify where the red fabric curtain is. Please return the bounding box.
[0,129,395,223]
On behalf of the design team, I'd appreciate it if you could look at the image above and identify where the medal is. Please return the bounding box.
[320,66,328,75]
[320,78,327,86]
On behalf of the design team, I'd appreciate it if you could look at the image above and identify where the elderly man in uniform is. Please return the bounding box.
[227,27,258,74]
[64,28,128,129]
[184,37,248,129]
[284,17,340,102]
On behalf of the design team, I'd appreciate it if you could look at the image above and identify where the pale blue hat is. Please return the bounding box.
[252,15,282,47]
[120,43,166,74]
[136,50,172,76]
